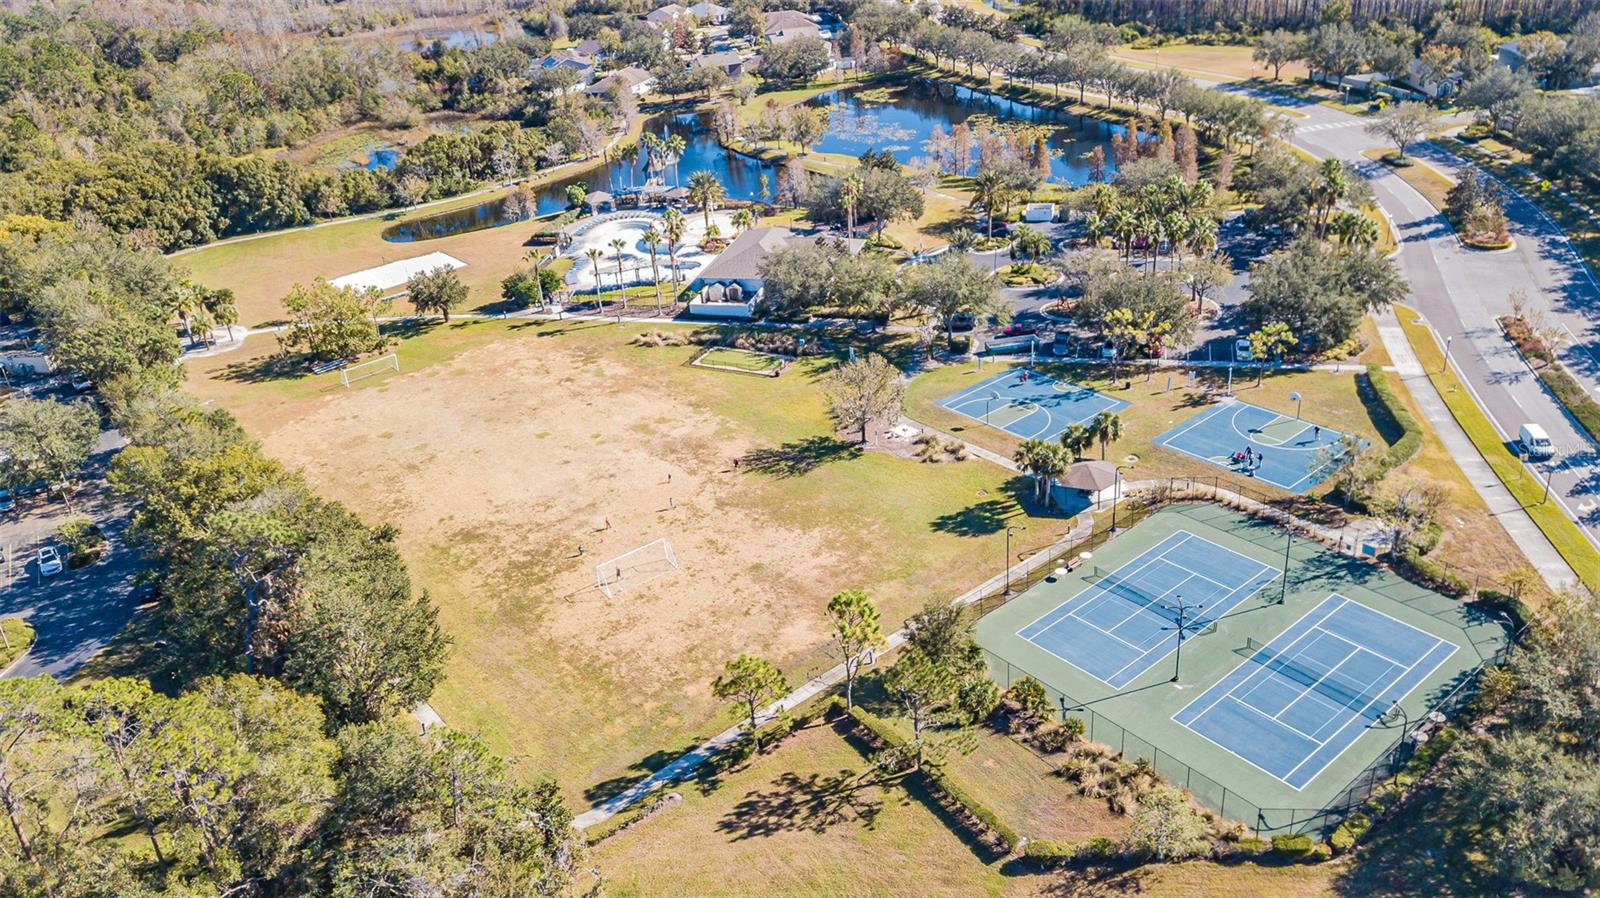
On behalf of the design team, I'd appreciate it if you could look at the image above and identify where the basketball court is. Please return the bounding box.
[1154,400,1352,493]
[937,367,1128,442]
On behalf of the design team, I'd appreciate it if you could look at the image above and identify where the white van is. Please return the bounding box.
[1519,423,1555,460]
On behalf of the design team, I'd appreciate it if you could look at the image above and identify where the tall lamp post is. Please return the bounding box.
[1159,595,1207,683]
[1004,524,1024,595]
[1110,465,1127,532]
[1279,524,1293,604]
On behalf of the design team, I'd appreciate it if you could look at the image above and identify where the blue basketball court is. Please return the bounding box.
[1017,530,1280,688]
[1154,400,1352,493]
[1174,594,1457,790]
[937,367,1128,442]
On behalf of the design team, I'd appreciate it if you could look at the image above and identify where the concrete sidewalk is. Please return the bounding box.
[1373,307,1575,590]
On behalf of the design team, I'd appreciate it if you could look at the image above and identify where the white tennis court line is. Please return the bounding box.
[1157,402,1350,493]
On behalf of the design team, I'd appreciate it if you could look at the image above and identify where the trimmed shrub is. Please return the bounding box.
[1329,811,1371,855]
[1061,715,1086,741]
[1539,366,1600,446]
[1271,833,1315,859]
[1363,364,1423,476]
[1023,839,1079,867]
[54,516,106,569]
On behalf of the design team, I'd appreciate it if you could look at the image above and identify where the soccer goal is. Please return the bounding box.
[340,353,399,387]
[596,537,679,598]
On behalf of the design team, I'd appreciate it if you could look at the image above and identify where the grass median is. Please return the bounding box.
[1394,305,1600,594]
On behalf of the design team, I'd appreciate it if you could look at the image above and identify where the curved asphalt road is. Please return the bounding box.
[1225,86,1600,580]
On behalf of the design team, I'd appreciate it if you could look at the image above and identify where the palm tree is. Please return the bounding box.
[970,171,1006,238]
[1082,212,1107,249]
[642,225,665,313]
[662,207,687,305]
[687,171,725,231]
[666,133,687,187]
[731,207,755,235]
[1188,215,1219,259]
[1059,423,1093,460]
[948,228,979,254]
[1090,411,1123,460]
[1330,210,1379,249]
[839,172,864,237]
[1311,158,1348,236]
[1107,209,1137,260]
[610,237,629,309]
[620,141,640,189]
[584,247,604,305]
[1013,439,1059,506]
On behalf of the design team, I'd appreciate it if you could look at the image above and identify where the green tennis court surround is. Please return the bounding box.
[974,504,1510,834]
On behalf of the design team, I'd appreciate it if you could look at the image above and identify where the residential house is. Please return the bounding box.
[687,2,731,24]
[762,9,822,44]
[573,38,607,59]
[695,49,756,77]
[532,49,597,90]
[1496,38,1600,88]
[584,66,658,98]
[688,228,859,317]
[644,3,690,26]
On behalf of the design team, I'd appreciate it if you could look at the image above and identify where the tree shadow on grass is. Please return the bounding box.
[930,496,1028,537]
[1333,782,1509,897]
[583,746,689,804]
[717,768,887,840]
[739,436,862,477]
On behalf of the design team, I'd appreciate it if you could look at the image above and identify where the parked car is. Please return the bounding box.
[36,546,63,578]
[949,312,976,332]
[1234,338,1254,361]
[67,371,92,393]
[0,489,12,514]
[998,323,1037,338]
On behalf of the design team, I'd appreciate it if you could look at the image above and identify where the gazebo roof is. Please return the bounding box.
[582,190,614,205]
[1061,460,1119,492]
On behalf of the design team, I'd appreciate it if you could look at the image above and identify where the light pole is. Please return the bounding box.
[1542,451,1563,503]
[1442,335,1453,375]
[1004,524,1024,595]
[1110,465,1127,531]
[1280,525,1292,604]
[1159,595,1206,683]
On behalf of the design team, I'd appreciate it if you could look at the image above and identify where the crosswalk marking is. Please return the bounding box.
[1296,120,1365,133]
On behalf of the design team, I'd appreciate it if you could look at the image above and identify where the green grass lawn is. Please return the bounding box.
[1395,305,1600,594]
[0,618,35,671]
[594,713,1343,898]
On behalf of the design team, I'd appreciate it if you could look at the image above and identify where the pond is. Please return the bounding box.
[381,80,1122,242]
[364,146,400,171]
[400,27,501,52]
[806,80,1122,185]
[382,111,774,242]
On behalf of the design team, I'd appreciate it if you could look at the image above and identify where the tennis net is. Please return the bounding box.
[1242,638,1387,713]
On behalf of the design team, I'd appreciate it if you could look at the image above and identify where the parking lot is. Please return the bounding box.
[1,321,146,678]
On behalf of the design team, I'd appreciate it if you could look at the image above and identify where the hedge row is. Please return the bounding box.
[1022,836,1120,868]
[1539,366,1600,448]
[841,705,1020,853]
[1364,364,1424,476]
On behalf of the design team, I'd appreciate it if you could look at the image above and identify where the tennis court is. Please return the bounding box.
[1019,530,1280,688]
[973,504,1509,832]
[1174,594,1457,789]
[936,367,1128,442]
[1154,400,1350,493]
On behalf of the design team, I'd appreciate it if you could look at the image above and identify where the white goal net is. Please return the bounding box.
[596,537,679,598]
[341,353,399,387]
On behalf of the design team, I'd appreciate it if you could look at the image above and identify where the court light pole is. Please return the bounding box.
[1441,335,1453,375]
[1280,525,1292,604]
[1160,595,1206,683]
[1110,465,1127,532]
[998,521,1024,592]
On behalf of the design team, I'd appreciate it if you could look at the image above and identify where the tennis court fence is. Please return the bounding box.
[981,641,1509,836]
[967,476,1524,835]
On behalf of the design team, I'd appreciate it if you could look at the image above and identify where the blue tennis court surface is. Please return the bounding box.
[1174,594,1457,790]
[937,367,1128,442]
[1155,400,1351,493]
[1018,531,1280,688]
